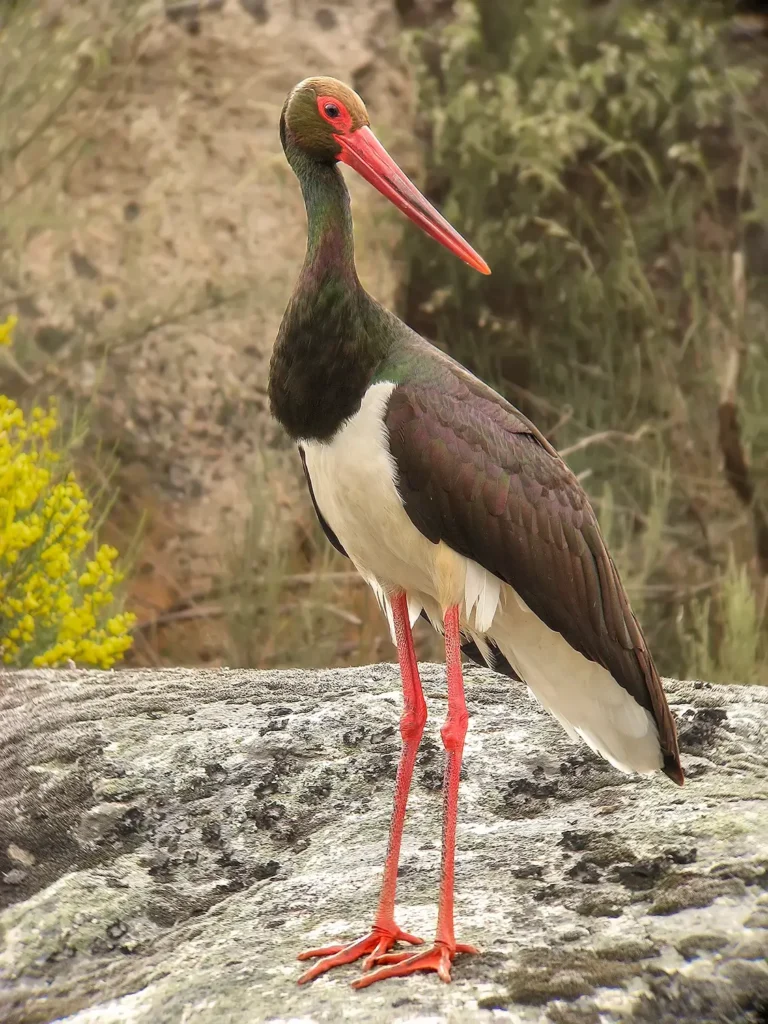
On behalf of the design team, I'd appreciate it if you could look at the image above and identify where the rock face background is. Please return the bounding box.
[1,667,767,1023]
[4,0,422,661]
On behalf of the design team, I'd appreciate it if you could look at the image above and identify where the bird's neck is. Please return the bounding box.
[298,156,357,283]
[270,151,389,442]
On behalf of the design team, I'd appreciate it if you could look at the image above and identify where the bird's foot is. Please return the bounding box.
[352,938,478,989]
[297,923,424,984]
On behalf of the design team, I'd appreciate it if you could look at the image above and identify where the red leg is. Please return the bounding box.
[297,591,426,983]
[354,603,478,989]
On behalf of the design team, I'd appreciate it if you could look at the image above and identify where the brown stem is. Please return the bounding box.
[716,252,768,576]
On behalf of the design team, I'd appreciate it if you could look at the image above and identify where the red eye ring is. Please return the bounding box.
[317,95,353,133]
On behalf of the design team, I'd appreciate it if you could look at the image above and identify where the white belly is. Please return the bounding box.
[301,381,663,777]
[301,382,466,610]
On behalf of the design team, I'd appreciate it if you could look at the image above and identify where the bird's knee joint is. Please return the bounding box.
[400,706,426,743]
[440,711,468,753]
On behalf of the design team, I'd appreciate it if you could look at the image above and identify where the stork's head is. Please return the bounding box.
[281,77,490,276]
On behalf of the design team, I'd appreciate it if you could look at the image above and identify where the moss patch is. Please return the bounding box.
[576,897,624,918]
[648,874,747,916]
[709,859,768,887]
[675,933,730,961]
[583,839,638,868]
[686,814,752,841]
[594,940,661,962]
[480,943,660,1008]
[546,1008,602,1024]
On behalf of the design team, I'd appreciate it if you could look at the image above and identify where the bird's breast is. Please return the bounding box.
[300,381,463,608]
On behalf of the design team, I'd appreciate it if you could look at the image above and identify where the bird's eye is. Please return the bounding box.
[317,95,350,129]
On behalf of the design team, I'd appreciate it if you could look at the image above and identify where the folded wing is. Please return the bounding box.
[384,364,682,783]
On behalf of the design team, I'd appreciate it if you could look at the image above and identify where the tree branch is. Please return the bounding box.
[559,424,651,460]
[716,252,768,575]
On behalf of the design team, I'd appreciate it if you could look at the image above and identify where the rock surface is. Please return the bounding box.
[1,667,767,1023]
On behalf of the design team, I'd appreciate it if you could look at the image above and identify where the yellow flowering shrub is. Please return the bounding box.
[0,315,17,346]
[0,317,136,668]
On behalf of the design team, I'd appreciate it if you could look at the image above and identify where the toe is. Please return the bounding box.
[456,942,479,954]
[436,950,452,984]
[297,944,344,961]
[370,950,412,966]
[351,957,422,990]
[297,956,336,984]
[352,940,476,989]
[362,939,388,971]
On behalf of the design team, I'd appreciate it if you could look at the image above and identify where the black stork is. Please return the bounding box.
[269,77,683,989]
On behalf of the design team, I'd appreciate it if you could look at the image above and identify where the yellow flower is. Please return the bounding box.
[0,397,134,669]
[0,315,18,347]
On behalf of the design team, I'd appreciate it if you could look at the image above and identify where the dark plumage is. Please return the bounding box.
[381,353,681,782]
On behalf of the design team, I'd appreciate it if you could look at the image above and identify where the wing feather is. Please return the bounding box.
[384,370,682,784]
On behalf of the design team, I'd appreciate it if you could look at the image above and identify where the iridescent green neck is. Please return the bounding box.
[270,142,391,441]
[291,148,357,283]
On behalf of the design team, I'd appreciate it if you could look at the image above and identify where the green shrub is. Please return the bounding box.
[405,0,768,681]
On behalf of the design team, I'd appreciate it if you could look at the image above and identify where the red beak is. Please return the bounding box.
[336,126,491,276]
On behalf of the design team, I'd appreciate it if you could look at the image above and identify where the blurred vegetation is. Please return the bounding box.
[400,0,768,683]
[0,2,149,670]
[0,317,135,668]
[3,0,767,683]
[0,0,247,669]
[0,0,418,675]
[222,453,391,670]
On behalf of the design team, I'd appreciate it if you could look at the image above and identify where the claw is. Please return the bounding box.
[352,940,477,989]
[297,924,424,984]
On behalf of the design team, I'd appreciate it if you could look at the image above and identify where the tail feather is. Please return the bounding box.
[489,585,665,776]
